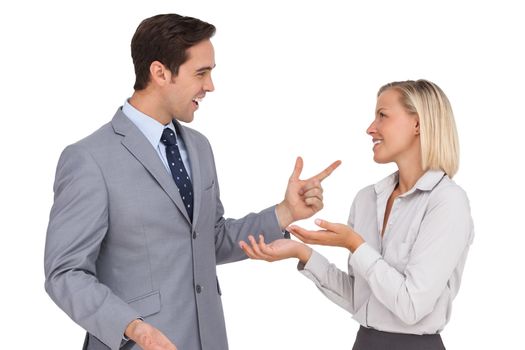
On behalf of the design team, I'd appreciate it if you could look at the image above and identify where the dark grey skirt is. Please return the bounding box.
[352,326,445,350]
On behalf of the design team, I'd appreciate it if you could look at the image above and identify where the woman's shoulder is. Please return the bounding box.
[429,175,470,209]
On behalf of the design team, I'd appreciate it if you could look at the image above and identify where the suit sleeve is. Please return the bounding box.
[202,140,283,265]
[44,144,140,350]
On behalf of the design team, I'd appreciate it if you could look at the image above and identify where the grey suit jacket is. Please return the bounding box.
[44,109,282,350]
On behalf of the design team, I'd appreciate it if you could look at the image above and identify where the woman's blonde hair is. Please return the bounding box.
[378,79,460,177]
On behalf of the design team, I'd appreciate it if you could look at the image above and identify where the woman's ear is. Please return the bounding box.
[415,120,420,135]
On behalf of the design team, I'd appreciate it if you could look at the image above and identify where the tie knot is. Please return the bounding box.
[161,128,177,147]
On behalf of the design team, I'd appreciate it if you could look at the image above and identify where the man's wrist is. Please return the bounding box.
[275,202,294,229]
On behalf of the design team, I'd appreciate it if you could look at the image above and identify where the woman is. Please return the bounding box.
[240,79,474,350]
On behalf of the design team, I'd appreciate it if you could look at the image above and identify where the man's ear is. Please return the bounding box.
[149,61,171,86]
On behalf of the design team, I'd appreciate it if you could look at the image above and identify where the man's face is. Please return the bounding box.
[164,39,215,123]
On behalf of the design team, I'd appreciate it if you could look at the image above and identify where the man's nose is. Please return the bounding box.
[205,76,215,92]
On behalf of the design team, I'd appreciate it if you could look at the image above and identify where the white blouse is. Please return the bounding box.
[299,170,474,334]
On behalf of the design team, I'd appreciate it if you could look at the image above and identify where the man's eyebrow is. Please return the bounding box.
[196,64,216,73]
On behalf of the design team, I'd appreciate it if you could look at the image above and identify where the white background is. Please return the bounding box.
[1,0,523,349]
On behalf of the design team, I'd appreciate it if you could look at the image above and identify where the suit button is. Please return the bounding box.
[196,284,202,293]
[192,231,197,239]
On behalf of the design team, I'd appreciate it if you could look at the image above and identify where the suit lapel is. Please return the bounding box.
[111,109,191,224]
[176,121,202,228]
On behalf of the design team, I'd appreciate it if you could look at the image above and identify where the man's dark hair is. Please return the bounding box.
[131,14,216,90]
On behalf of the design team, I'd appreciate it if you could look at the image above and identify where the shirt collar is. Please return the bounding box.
[413,169,446,191]
[374,169,446,196]
[374,171,399,195]
[122,100,177,148]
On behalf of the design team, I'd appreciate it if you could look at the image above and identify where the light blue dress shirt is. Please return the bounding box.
[122,100,192,180]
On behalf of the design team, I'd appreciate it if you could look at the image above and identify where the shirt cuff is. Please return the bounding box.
[349,242,381,278]
[273,207,290,238]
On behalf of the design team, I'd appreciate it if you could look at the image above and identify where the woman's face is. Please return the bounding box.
[366,89,420,165]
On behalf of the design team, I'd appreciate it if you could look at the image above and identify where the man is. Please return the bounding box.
[44,13,340,350]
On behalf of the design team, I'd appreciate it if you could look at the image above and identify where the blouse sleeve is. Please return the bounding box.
[298,200,358,314]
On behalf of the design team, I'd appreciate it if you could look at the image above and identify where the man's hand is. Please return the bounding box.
[239,234,312,264]
[276,157,341,228]
[125,319,178,350]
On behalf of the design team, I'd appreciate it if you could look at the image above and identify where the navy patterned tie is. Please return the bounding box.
[161,128,194,221]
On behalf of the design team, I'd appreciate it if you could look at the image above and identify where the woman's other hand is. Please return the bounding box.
[288,219,365,253]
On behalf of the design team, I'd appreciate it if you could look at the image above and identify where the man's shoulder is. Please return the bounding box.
[73,121,115,149]
[61,110,123,160]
